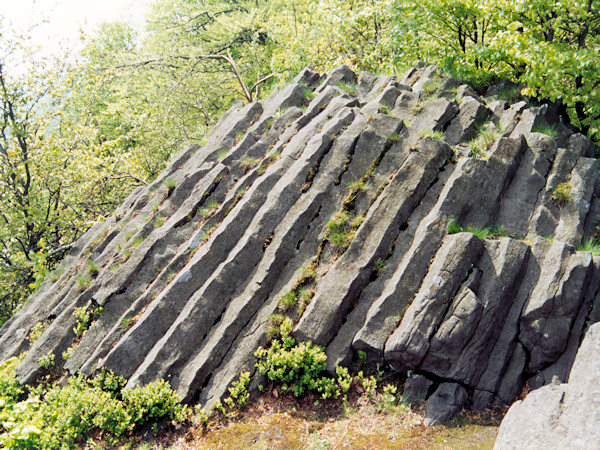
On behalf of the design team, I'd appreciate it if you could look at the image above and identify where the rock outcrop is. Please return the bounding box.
[1,64,599,429]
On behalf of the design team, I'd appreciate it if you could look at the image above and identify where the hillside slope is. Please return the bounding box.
[1,64,599,426]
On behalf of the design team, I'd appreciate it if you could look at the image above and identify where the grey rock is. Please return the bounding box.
[445,96,492,145]
[410,98,459,132]
[424,383,468,426]
[402,374,433,404]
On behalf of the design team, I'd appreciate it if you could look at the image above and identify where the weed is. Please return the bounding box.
[240,156,260,170]
[578,238,600,256]
[350,214,366,230]
[411,100,426,115]
[234,130,245,144]
[378,105,391,115]
[153,214,166,229]
[164,177,177,194]
[76,273,92,291]
[419,128,445,141]
[389,131,401,142]
[27,321,49,346]
[447,219,462,234]
[279,291,298,313]
[336,81,357,96]
[374,259,385,275]
[39,351,55,370]
[422,78,442,96]
[532,123,558,139]
[467,122,501,159]
[86,259,99,278]
[62,344,76,361]
[496,84,522,103]
[73,305,103,337]
[551,182,572,207]
[327,211,355,253]
[358,350,367,363]
[120,316,136,330]
[447,220,507,240]
[303,88,316,102]
[347,180,370,192]
[217,149,229,160]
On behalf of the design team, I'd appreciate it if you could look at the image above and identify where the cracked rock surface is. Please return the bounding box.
[1,65,599,428]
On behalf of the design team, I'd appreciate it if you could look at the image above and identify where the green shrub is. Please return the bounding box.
[255,319,353,400]
[27,322,49,346]
[73,305,103,337]
[38,352,55,371]
[122,379,190,426]
[0,357,24,405]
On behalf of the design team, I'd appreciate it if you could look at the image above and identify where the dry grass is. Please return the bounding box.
[157,392,501,450]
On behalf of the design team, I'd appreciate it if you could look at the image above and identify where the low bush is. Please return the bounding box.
[0,360,190,449]
[255,319,353,399]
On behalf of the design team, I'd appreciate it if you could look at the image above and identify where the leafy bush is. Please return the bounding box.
[122,379,190,426]
[72,304,103,337]
[0,358,24,405]
[0,362,190,449]
[255,319,352,400]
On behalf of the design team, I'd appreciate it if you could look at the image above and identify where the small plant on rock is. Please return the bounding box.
[419,128,445,141]
[551,182,572,207]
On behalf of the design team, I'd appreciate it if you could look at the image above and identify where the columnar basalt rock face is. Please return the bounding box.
[1,65,599,428]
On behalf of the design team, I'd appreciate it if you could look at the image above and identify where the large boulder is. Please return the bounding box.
[495,322,600,449]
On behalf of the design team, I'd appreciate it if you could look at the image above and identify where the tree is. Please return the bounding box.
[390,0,600,139]
[0,23,147,322]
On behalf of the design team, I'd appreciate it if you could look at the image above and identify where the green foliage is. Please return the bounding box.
[122,379,190,426]
[72,305,103,337]
[0,358,24,405]
[86,259,99,278]
[419,128,445,141]
[447,220,507,240]
[27,322,49,346]
[378,105,391,115]
[578,238,600,256]
[218,372,251,415]
[447,219,463,235]
[255,319,351,399]
[532,123,559,139]
[327,211,357,254]
[0,366,189,449]
[551,182,572,207]
[467,123,502,159]
[390,0,600,139]
[164,177,177,194]
[38,352,55,371]
[336,82,358,96]
[374,259,385,275]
